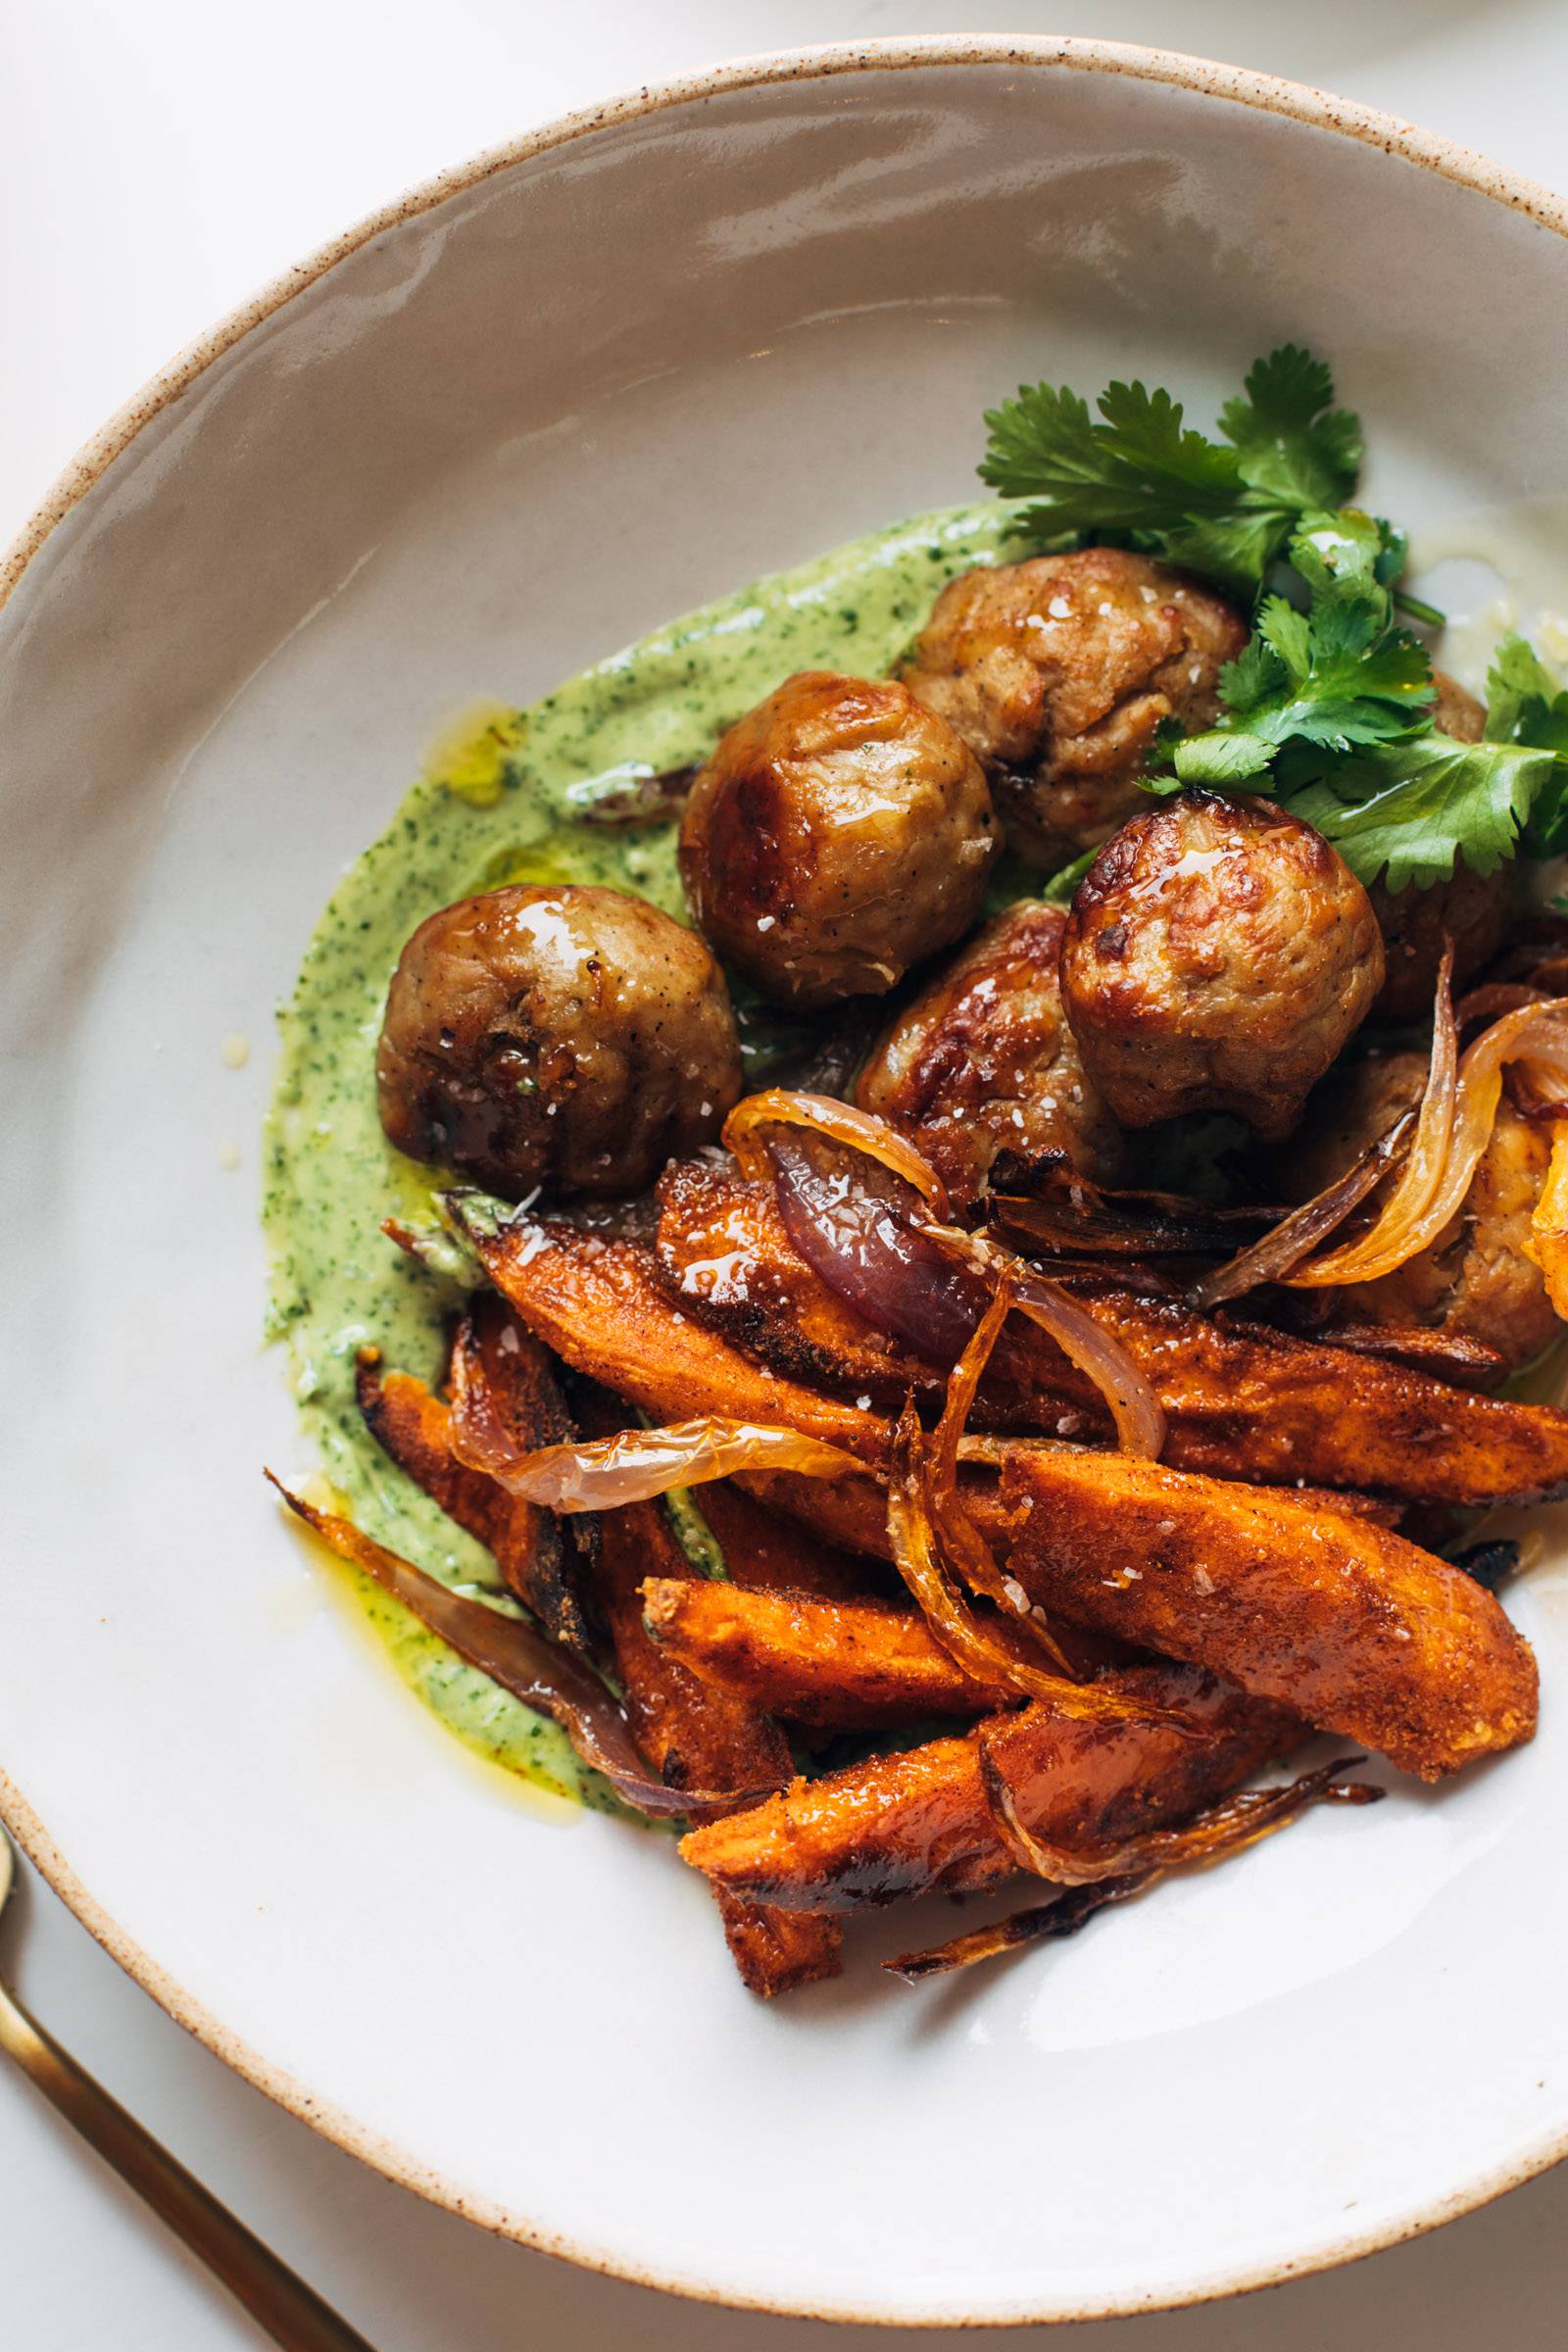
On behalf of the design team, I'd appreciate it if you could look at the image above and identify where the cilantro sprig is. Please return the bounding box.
[1486,636,1568,857]
[981,347,1365,599]
[982,343,1568,891]
[1164,529,1562,891]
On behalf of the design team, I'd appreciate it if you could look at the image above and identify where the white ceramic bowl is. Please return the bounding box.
[6,39,1568,2328]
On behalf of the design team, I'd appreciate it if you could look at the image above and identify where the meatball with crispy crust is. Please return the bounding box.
[1369,673,1512,1020]
[900,548,1248,867]
[376,884,743,1199]
[1290,1048,1556,1368]
[1059,792,1384,1139]
[857,900,1125,1203]
[678,670,1000,1008]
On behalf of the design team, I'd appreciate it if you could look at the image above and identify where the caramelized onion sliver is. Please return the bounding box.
[1188,1109,1417,1309]
[266,1474,776,1817]
[920,1221,1165,1458]
[885,1408,1198,1728]
[979,1738,1383,1886]
[928,1278,1082,1681]
[450,1412,862,1512]
[1283,944,1457,1291]
[884,1874,1152,1983]
[885,1403,1068,1702]
[722,1088,952,1219]
[1292,990,1568,1288]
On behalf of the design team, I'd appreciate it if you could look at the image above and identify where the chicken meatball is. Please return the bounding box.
[857,900,1125,1204]
[678,670,1000,1008]
[900,548,1248,867]
[376,884,743,1199]
[1290,1049,1556,1368]
[1369,672,1510,1020]
[1059,792,1384,1139]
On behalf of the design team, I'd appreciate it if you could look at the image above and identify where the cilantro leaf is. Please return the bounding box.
[1173,522,1433,786]
[1289,737,1551,892]
[978,348,1433,619]
[1217,345,1362,512]
[1486,633,1566,739]
[1484,633,1568,855]
[980,347,1369,597]
[978,379,1250,534]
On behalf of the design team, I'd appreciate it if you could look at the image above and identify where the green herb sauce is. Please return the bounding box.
[263,499,1029,1800]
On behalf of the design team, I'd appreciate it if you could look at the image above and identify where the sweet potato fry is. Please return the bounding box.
[640,1579,1012,1726]
[451,1203,884,1462]
[655,1159,922,1405]
[451,1200,1535,1774]
[998,1445,1538,1779]
[710,1890,844,1998]
[689,1480,887,1602]
[1090,1291,1568,1506]
[679,1664,1296,1912]
[572,1384,841,1994]
[356,1303,592,1648]
[656,1166,1568,1505]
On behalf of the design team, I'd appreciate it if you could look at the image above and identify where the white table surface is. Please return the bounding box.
[5,5,1568,2345]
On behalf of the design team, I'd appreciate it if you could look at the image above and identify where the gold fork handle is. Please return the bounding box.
[0,1979,378,2350]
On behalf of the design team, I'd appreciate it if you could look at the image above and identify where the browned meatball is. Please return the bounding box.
[1291,1049,1556,1368]
[1059,792,1385,1139]
[1369,671,1512,1020]
[376,884,742,1199]
[678,670,1000,1008]
[900,549,1248,867]
[856,901,1125,1204]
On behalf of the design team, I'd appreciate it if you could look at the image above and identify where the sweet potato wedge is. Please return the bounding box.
[679,1663,1296,1912]
[451,1204,884,1462]
[998,1445,1537,1779]
[692,1480,885,1602]
[709,1890,845,1998]
[640,1579,1012,1726]
[655,1159,925,1405]
[596,1512,802,1792]
[656,1166,1568,1505]
[1088,1291,1568,1507]
[356,1302,592,1648]
[452,1200,1534,1773]
[572,1384,840,1995]
[599,1517,841,1993]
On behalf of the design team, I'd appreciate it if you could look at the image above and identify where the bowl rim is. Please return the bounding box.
[3,34,1566,2327]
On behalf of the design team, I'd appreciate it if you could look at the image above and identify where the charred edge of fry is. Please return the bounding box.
[980,1743,1383,1886]
[354,1332,593,1651]
[710,1890,844,1996]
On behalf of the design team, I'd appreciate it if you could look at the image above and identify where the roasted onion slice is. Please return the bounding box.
[1292,987,1568,1290]
[723,1088,952,1218]
[887,1761,1380,1981]
[886,1404,1193,1729]
[267,1474,770,1816]
[884,1876,1152,1983]
[921,1222,1165,1459]
[886,1405,1091,1707]
[450,1412,861,1512]
[1188,1110,1416,1309]
[730,1089,1163,1455]
[979,1740,1382,1886]
[763,1129,987,1366]
[927,1279,1081,1680]
[993,1172,1278,1261]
